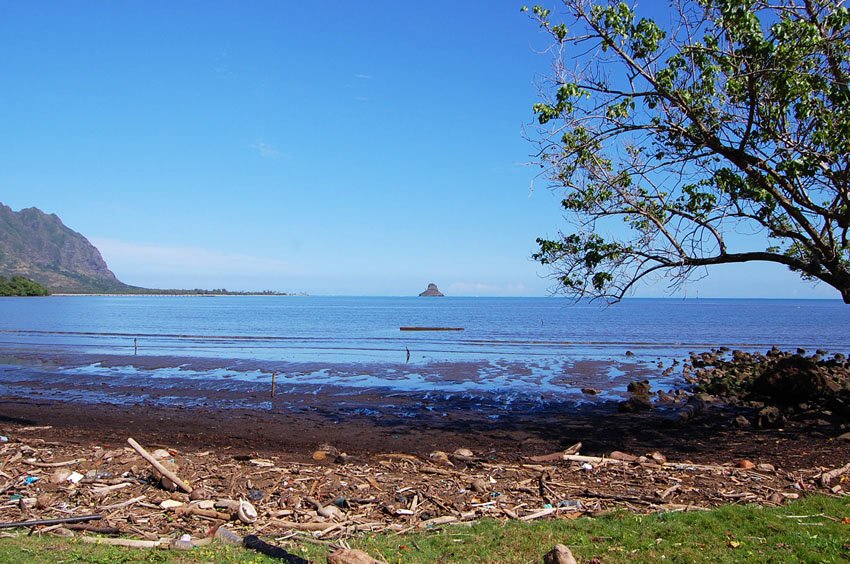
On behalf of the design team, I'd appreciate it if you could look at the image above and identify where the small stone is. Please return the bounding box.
[836,432,850,442]
[470,478,488,493]
[452,448,474,460]
[160,499,184,509]
[649,451,667,465]
[581,388,600,395]
[768,492,784,504]
[189,487,208,501]
[734,415,751,428]
[609,451,638,462]
[736,459,756,470]
[756,463,776,473]
[152,449,171,460]
[543,544,578,564]
[327,548,380,564]
[50,468,73,484]
[36,493,54,510]
[428,451,452,465]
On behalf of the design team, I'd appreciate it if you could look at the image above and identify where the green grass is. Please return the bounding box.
[0,495,847,563]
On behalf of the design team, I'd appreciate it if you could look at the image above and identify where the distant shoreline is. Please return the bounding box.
[50,292,308,297]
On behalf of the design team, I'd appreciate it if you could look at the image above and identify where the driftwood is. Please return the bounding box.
[820,462,850,486]
[127,437,193,494]
[22,458,85,468]
[670,396,706,424]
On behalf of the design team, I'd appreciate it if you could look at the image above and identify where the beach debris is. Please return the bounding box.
[0,427,844,558]
[0,514,102,529]
[327,548,380,564]
[243,534,310,563]
[543,544,577,564]
[237,499,258,523]
[127,437,193,494]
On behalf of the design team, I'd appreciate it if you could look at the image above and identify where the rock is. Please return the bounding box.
[768,492,785,504]
[452,448,474,460]
[50,468,73,484]
[418,283,444,297]
[619,381,653,412]
[625,350,635,357]
[609,451,638,462]
[189,487,209,501]
[736,459,756,469]
[649,451,667,465]
[734,415,751,428]
[757,406,786,429]
[428,451,452,466]
[543,544,577,564]
[327,548,380,564]
[581,388,601,395]
[752,355,841,403]
[470,478,489,493]
[756,463,776,473]
[160,499,184,509]
[836,432,850,442]
[152,449,171,460]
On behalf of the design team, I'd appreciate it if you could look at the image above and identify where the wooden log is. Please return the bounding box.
[670,396,706,424]
[820,461,850,487]
[127,437,193,494]
[100,495,146,511]
[23,458,84,468]
[520,507,557,521]
[271,520,338,531]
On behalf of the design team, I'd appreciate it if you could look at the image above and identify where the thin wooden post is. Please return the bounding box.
[271,371,277,398]
[134,338,137,355]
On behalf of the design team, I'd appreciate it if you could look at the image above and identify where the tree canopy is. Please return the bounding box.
[0,276,50,296]
[525,0,850,302]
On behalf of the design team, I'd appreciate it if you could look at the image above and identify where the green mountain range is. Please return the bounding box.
[0,203,135,293]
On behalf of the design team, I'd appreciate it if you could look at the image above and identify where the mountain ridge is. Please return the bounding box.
[0,203,136,293]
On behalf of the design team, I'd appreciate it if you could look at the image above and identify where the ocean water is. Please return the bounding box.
[0,296,847,412]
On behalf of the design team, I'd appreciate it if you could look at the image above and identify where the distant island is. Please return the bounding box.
[419,283,444,297]
[0,203,299,296]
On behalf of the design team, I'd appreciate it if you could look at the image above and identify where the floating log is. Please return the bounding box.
[399,327,464,331]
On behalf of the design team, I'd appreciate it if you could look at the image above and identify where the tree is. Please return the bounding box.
[524,0,850,303]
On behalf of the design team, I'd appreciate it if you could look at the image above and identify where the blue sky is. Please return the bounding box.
[0,1,838,298]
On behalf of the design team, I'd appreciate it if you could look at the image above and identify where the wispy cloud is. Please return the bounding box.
[250,140,284,160]
[354,73,373,80]
[91,238,300,277]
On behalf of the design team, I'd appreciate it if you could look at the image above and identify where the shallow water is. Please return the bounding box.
[0,296,846,412]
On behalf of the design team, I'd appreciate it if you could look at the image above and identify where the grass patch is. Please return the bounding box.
[0,495,847,563]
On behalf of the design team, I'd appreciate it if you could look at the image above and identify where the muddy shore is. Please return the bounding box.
[1,391,847,470]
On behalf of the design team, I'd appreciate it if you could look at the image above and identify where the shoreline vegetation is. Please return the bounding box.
[0,276,50,296]
[50,290,309,296]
